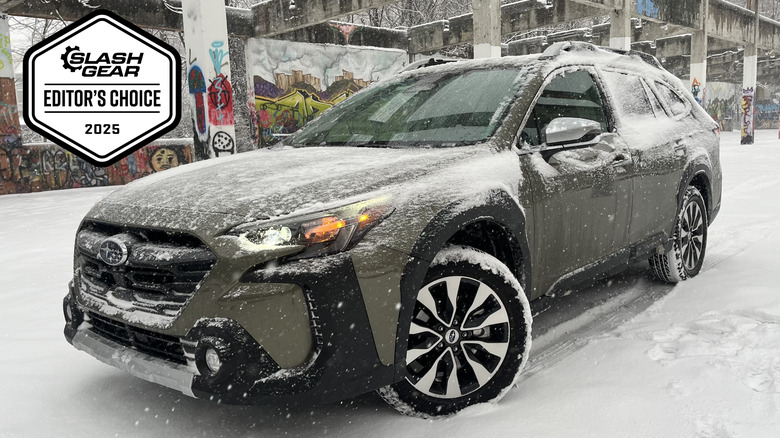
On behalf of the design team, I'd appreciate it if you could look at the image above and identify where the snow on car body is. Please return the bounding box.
[62,42,722,417]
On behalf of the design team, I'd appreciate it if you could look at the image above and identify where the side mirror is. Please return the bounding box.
[544,117,602,149]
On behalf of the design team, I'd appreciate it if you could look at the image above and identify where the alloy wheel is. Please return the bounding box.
[679,199,705,271]
[405,276,511,399]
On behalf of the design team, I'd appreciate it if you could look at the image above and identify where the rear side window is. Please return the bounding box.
[601,71,653,118]
[522,70,609,146]
[642,81,667,117]
[655,82,689,117]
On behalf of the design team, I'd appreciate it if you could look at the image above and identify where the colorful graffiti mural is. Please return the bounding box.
[207,40,235,156]
[0,14,13,77]
[705,82,739,132]
[188,66,208,138]
[691,78,703,106]
[637,0,660,19]
[328,22,362,44]
[635,0,700,27]
[0,76,20,152]
[247,38,407,146]
[707,98,736,132]
[0,142,193,195]
[741,87,755,145]
[756,100,780,130]
[253,70,367,145]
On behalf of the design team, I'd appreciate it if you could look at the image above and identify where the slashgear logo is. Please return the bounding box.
[23,10,181,166]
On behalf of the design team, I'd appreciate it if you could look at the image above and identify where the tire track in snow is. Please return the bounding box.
[518,209,779,382]
[702,221,780,271]
[722,174,780,199]
[519,273,675,381]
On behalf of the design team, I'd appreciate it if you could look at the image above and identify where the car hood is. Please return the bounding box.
[91,145,492,226]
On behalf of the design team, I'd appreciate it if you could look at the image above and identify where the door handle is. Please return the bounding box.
[611,153,631,168]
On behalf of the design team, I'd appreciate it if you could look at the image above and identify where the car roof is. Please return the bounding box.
[401,42,676,87]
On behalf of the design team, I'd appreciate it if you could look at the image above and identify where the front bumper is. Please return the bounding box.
[71,329,195,397]
[64,253,397,405]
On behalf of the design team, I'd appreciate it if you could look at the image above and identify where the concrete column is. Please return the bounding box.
[182,0,237,160]
[741,0,760,145]
[689,0,709,107]
[473,0,501,58]
[0,13,24,195]
[609,0,632,51]
[228,36,254,153]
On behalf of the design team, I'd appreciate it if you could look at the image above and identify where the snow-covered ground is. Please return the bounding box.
[1,130,779,437]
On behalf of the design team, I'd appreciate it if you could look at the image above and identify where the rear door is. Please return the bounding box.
[619,78,693,245]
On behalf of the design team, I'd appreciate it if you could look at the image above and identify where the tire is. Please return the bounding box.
[378,246,532,418]
[649,186,708,283]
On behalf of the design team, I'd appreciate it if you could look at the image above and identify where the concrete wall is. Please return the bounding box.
[246,38,407,146]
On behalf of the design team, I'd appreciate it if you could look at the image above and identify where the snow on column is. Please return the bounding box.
[741,0,760,145]
[0,13,21,157]
[609,0,632,51]
[689,0,709,107]
[182,0,237,160]
[472,0,501,59]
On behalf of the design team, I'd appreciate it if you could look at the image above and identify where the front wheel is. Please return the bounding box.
[650,186,708,283]
[378,246,532,418]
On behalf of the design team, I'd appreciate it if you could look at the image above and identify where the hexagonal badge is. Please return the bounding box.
[24,10,181,166]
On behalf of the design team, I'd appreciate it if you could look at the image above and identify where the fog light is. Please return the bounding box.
[64,304,73,323]
[205,348,222,373]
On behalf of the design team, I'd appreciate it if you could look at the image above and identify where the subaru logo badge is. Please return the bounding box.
[445,328,459,344]
[98,237,129,266]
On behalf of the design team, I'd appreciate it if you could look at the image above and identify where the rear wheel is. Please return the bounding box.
[378,246,531,418]
[650,186,708,283]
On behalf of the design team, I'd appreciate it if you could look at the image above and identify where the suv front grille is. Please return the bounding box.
[75,221,217,319]
[86,311,187,365]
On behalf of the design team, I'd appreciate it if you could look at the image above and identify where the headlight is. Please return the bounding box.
[227,197,394,260]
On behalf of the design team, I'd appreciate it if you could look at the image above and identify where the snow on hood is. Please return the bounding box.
[94,145,494,221]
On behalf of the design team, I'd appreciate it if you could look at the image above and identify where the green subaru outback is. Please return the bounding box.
[63,42,721,417]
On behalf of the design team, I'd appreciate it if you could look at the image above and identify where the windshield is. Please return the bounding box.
[289,68,527,148]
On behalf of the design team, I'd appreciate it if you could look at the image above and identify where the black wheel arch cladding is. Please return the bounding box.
[394,189,532,380]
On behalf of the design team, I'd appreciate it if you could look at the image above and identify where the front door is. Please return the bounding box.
[520,68,634,294]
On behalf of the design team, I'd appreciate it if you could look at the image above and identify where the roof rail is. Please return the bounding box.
[541,41,663,69]
[400,57,460,73]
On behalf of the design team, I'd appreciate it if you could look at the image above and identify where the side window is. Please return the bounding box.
[601,71,653,118]
[522,70,609,146]
[642,80,667,118]
[654,82,689,117]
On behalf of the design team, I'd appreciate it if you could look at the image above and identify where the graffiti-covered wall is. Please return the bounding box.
[246,38,407,146]
[0,141,194,195]
[706,82,740,132]
[704,82,779,133]
[756,98,780,130]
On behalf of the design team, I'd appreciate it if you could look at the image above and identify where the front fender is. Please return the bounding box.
[392,189,531,378]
